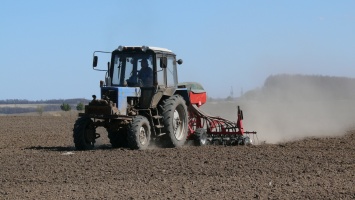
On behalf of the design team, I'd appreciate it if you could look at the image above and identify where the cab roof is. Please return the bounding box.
[115,45,175,55]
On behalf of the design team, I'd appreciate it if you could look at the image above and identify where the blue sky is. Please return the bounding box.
[1,1,354,100]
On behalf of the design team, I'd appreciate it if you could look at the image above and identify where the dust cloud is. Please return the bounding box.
[200,74,355,143]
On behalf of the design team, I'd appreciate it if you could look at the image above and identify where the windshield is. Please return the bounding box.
[111,53,154,87]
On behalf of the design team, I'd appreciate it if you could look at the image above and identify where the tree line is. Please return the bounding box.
[0,99,89,114]
[0,98,89,105]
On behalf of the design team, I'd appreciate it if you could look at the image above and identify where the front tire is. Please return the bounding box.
[161,95,188,147]
[127,116,151,150]
[73,117,96,150]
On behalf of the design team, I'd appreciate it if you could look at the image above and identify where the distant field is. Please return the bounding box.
[0,104,59,108]
[0,103,78,115]
[0,110,79,117]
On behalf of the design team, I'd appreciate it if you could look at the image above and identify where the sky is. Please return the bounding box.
[1,0,354,100]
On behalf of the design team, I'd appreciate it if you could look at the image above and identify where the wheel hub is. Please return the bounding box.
[173,109,184,140]
[139,126,147,145]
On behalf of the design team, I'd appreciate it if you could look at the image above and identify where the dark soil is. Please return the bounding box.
[0,115,354,199]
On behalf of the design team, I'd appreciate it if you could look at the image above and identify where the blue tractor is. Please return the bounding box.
[73,46,189,150]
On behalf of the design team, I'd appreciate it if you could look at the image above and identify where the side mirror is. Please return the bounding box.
[177,59,183,65]
[160,57,167,68]
[93,56,98,68]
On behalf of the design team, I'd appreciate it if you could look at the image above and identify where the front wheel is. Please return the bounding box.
[73,117,96,150]
[127,116,151,150]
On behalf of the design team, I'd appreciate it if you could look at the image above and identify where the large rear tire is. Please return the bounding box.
[73,117,96,150]
[127,116,151,150]
[161,95,188,147]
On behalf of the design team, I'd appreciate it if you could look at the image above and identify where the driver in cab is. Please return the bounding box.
[138,59,153,87]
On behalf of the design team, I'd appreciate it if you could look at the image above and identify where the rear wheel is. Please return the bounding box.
[127,116,151,150]
[73,117,96,150]
[161,95,188,147]
[194,128,208,146]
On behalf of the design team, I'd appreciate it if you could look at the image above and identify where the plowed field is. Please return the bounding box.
[0,115,354,199]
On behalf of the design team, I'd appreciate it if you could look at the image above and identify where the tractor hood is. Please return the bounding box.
[101,87,141,115]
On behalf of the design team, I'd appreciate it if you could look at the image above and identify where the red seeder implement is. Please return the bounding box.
[184,84,257,145]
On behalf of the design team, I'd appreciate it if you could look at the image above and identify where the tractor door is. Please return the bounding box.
[138,57,155,108]
[140,54,178,108]
[145,55,166,108]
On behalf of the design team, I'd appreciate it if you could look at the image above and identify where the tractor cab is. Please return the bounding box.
[94,46,183,90]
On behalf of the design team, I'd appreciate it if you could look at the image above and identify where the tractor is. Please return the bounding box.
[73,45,255,150]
